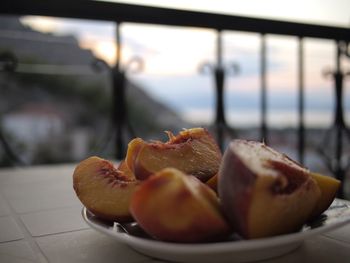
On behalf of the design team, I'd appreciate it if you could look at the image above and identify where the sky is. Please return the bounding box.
[19,0,350,128]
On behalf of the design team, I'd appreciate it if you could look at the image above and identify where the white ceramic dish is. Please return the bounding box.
[82,199,350,263]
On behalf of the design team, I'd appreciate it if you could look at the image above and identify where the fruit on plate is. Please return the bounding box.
[207,171,341,214]
[125,128,222,182]
[117,159,135,179]
[73,156,139,222]
[218,140,321,239]
[309,172,340,219]
[206,173,218,193]
[130,168,231,243]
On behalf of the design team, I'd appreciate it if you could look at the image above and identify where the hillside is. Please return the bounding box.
[0,15,188,165]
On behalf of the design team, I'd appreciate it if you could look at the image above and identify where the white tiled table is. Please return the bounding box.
[0,164,350,263]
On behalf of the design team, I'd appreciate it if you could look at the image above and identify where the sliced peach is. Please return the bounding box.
[125,128,222,182]
[117,159,135,180]
[125,138,147,176]
[73,156,139,222]
[130,168,231,243]
[218,140,321,239]
[206,173,218,193]
[309,172,340,219]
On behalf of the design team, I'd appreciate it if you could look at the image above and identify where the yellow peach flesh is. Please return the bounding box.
[130,168,230,242]
[219,140,321,239]
[206,173,218,193]
[73,156,139,222]
[248,175,320,238]
[126,128,221,182]
[309,172,340,219]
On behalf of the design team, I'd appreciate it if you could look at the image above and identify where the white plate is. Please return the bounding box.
[82,199,350,263]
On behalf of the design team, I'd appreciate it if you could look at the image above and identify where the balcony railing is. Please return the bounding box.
[1,0,350,197]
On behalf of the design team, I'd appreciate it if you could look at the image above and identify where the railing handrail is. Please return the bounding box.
[1,0,350,41]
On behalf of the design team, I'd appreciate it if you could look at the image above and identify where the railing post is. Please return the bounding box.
[199,31,238,151]
[318,41,350,198]
[260,33,268,143]
[210,30,239,151]
[298,37,305,165]
[112,70,126,160]
[113,22,126,160]
[333,42,346,198]
[112,23,141,159]
[214,30,226,150]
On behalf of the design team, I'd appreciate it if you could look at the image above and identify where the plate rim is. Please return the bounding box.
[82,198,350,253]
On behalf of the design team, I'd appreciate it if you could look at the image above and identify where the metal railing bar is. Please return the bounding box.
[111,22,137,158]
[298,37,305,165]
[113,22,126,159]
[115,21,122,71]
[214,30,225,150]
[1,0,350,41]
[334,42,345,197]
[260,34,267,143]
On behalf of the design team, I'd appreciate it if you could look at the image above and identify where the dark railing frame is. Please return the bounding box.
[1,0,350,197]
[2,0,350,39]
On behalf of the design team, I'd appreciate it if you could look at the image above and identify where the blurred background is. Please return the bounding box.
[0,0,349,197]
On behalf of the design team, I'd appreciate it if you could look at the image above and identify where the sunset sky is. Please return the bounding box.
[20,0,350,127]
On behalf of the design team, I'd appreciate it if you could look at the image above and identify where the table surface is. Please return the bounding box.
[0,163,350,263]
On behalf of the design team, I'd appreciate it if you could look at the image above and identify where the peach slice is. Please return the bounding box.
[117,159,135,180]
[126,128,222,182]
[309,172,340,219]
[218,140,321,239]
[73,156,139,222]
[130,168,231,243]
[206,173,218,193]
